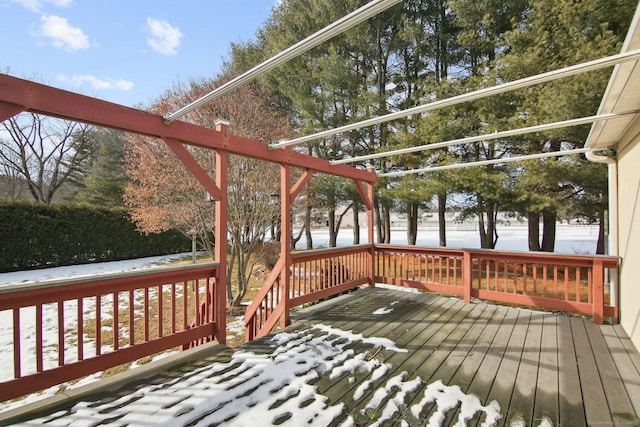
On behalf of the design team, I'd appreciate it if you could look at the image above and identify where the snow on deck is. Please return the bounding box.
[2,286,639,426]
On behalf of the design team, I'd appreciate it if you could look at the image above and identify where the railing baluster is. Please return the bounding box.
[158,284,164,338]
[171,283,177,334]
[96,295,102,356]
[182,281,188,332]
[77,298,84,361]
[588,268,593,304]
[144,287,150,342]
[36,304,43,373]
[129,290,135,346]
[576,268,581,303]
[58,301,65,366]
[564,266,570,301]
[13,308,21,379]
[113,292,119,351]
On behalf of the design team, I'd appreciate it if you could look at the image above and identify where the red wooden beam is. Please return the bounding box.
[163,137,222,200]
[0,74,377,184]
[0,101,25,122]
[290,169,315,200]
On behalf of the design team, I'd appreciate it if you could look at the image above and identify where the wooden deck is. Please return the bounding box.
[2,287,639,426]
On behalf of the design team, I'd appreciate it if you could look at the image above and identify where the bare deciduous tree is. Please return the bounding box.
[0,113,91,204]
[124,77,294,305]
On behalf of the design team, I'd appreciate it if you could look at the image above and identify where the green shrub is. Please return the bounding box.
[0,202,190,272]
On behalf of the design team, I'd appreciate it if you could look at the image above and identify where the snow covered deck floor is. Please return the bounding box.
[2,287,640,426]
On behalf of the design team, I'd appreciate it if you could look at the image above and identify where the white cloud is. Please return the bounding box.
[58,74,134,91]
[12,0,72,13]
[36,14,89,51]
[146,17,183,56]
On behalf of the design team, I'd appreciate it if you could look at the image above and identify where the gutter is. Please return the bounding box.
[585,151,618,309]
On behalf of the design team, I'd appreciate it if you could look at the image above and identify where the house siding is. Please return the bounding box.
[617,121,640,350]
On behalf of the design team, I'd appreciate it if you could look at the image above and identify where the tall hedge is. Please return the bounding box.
[0,202,191,272]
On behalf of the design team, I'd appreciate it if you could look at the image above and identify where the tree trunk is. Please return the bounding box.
[478,196,498,249]
[328,208,337,247]
[437,192,447,246]
[352,201,360,245]
[596,208,605,254]
[527,211,540,251]
[382,204,391,243]
[407,202,418,245]
[541,211,556,252]
[375,202,384,244]
[305,204,313,250]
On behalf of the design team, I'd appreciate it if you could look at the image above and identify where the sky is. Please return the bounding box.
[0,0,277,108]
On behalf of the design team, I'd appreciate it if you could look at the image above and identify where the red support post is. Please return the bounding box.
[214,121,229,344]
[366,173,376,287]
[593,258,604,325]
[463,251,472,304]
[281,164,292,328]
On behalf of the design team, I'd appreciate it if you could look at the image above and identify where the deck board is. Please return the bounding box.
[584,321,637,423]
[557,315,587,427]
[532,314,559,424]
[3,287,640,427]
[571,317,614,425]
[603,324,640,416]
[490,309,532,426]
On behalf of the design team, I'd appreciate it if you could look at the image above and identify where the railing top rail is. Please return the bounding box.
[290,244,373,261]
[374,244,619,266]
[0,262,218,297]
[374,244,466,256]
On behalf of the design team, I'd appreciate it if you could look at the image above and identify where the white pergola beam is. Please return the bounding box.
[163,0,403,124]
[379,148,593,177]
[331,112,632,165]
[271,49,640,149]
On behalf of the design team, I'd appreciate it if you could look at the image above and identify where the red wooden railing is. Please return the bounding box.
[0,263,218,402]
[244,246,372,341]
[245,245,619,342]
[374,245,619,323]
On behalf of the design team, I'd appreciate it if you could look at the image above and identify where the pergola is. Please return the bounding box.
[1,0,639,342]
[1,0,638,403]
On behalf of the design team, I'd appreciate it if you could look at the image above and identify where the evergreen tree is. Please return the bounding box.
[499,0,635,251]
[71,128,128,208]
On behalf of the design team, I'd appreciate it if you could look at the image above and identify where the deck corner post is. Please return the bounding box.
[593,258,605,324]
[280,164,292,328]
[368,245,376,287]
[367,173,376,287]
[214,131,229,344]
[462,251,472,304]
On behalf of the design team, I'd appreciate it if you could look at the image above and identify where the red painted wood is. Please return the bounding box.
[36,304,43,372]
[0,101,25,121]
[593,259,604,324]
[0,264,219,401]
[214,143,228,345]
[96,295,102,356]
[58,301,65,366]
[113,293,119,351]
[0,323,215,402]
[0,74,376,184]
[13,309,20,378]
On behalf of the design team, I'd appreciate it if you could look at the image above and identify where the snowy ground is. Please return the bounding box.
[302,224,600,255]
[0,225,596,423]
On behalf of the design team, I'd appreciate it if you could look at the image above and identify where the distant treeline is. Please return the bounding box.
[0,202,191,273]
